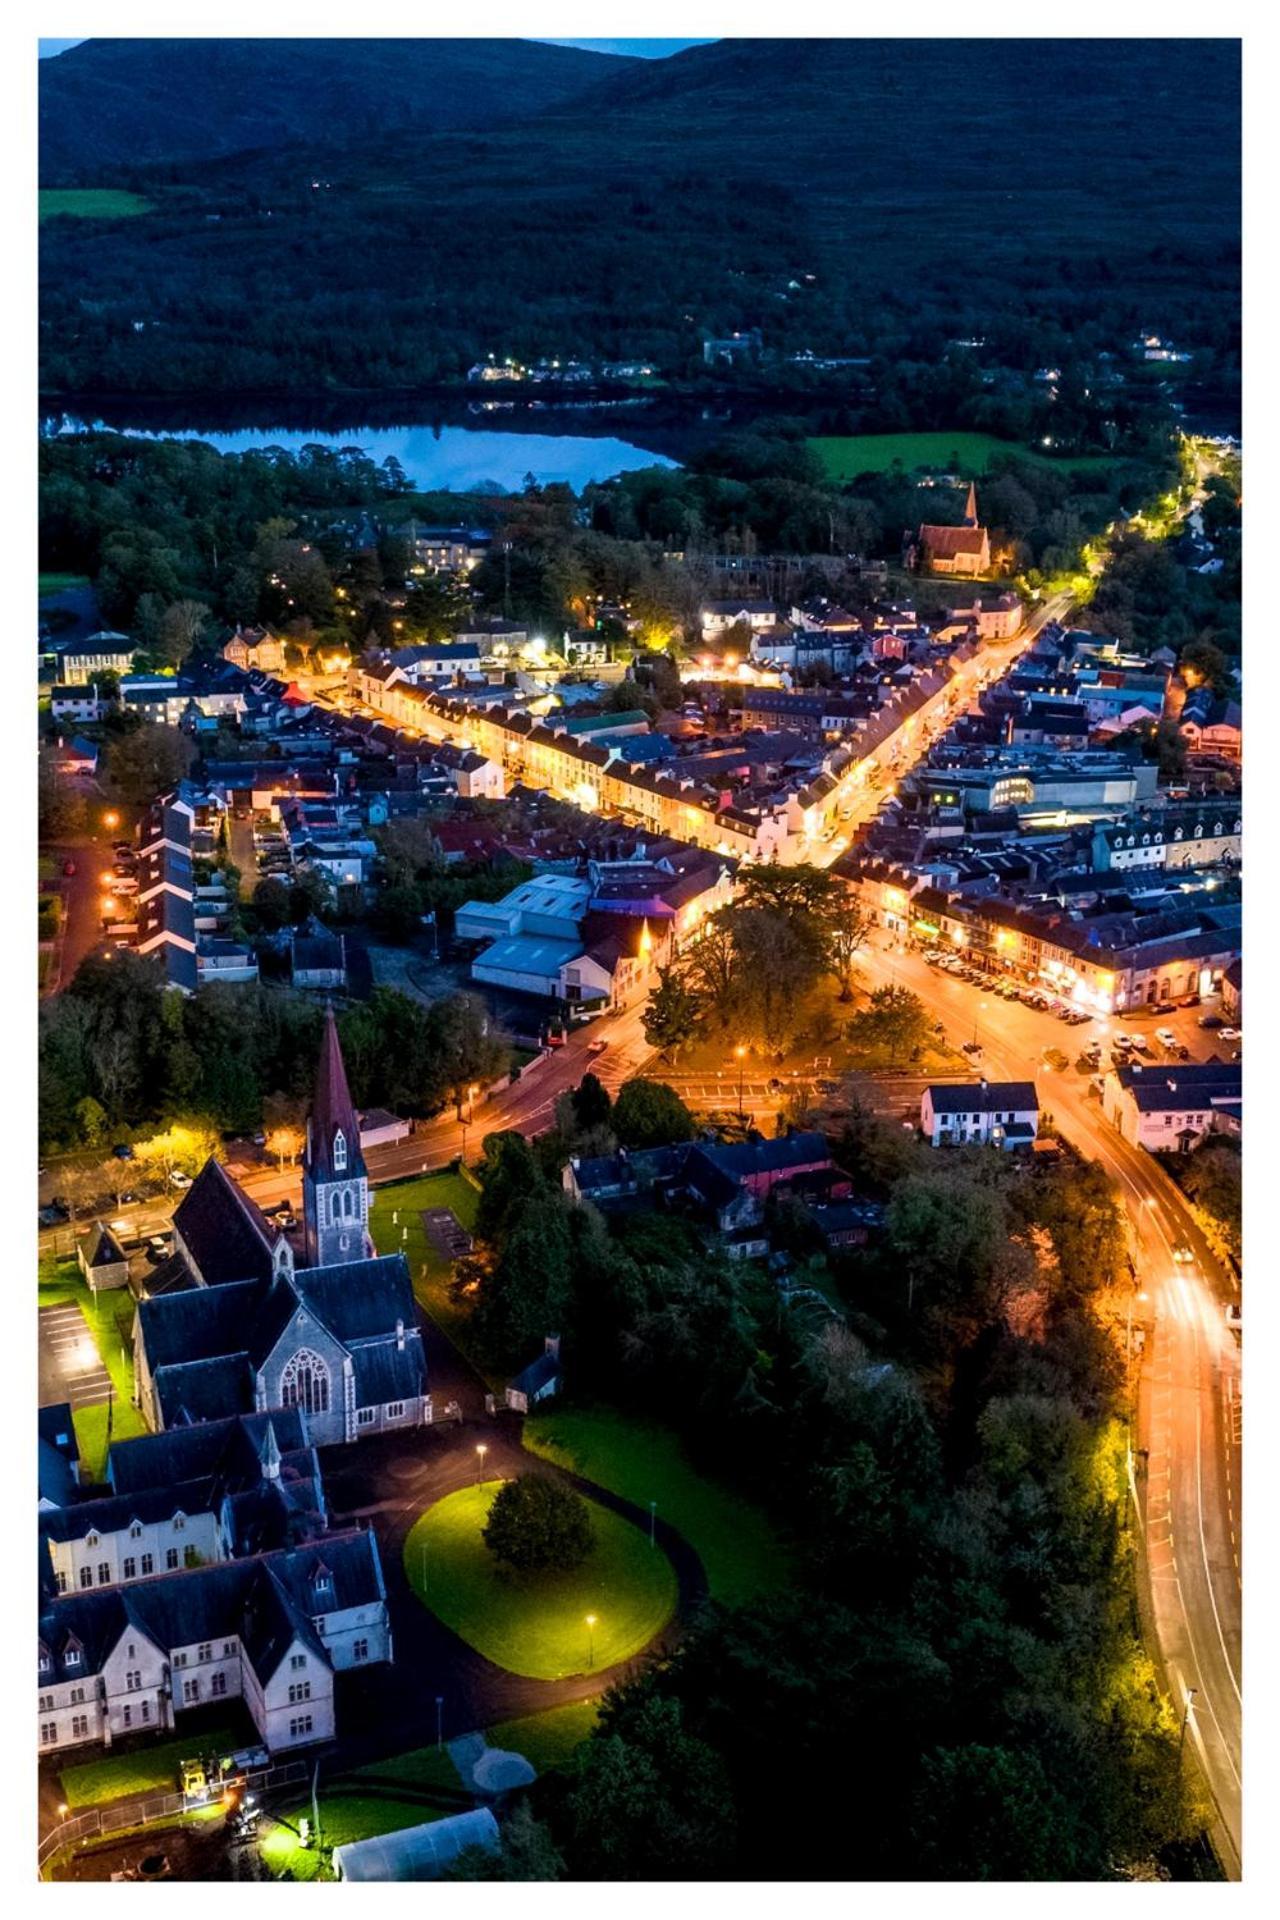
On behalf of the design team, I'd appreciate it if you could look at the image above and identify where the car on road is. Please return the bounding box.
[61,858,77,877]
[1172,1245,1195,1264]
[1218,1027,1241,1042]
[38,1201,70,1227]
[1198,1013,1223,1029]
[1155,1027,1177,1048]
[1127,1037,1152,1057]
[586,1037,609,1055]
[169,1169,193,1190]
[962,1041,983,1057]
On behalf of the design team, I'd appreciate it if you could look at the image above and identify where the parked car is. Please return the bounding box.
[1219,1027,1241,1042]
[1199,1013,1223,1030]
[169,1169,193,1190]
[112,1143,135,1160]
[586,1037,609,1055]
[62,859,77,877]
[1155,1027,1177,1048]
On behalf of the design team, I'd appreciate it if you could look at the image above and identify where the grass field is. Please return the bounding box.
[38,572,91,596]
[39,1259,147,1476]
[39,189,151,223]
[368,1169,499,1386]
[404,1481,676,1679]
[524,1407,791,1609]
[485,1700,600,1772]
[809,431,1124,482]
[59,1727,240,1808]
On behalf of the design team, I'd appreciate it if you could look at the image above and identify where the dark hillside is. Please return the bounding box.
[39,37,1240,399]
[39,36,626,179]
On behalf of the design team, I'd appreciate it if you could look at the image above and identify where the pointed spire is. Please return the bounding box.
[260,1417,282,1481]
[306,1004,365,1181]
[963,481,979,527]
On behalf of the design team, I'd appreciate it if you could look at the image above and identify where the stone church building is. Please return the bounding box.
[915,482,992,577]
[134,1010,429,1446]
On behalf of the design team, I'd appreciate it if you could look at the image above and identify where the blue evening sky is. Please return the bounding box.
[40,38,713,59]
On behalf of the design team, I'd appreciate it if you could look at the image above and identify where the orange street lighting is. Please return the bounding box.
[475,1442,488,1482]
[102,810,119,830]
[585,1613,598,1668]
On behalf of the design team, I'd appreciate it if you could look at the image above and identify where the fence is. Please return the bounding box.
[38,1758,309,1872]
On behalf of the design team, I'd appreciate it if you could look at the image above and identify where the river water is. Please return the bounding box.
[44,411,680,492]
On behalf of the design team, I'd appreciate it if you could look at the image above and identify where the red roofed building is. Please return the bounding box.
[916,482,991,578]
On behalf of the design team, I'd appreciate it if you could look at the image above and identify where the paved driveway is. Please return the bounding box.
[39,1301,112,1412]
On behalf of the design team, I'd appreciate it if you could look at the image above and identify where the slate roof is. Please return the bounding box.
[1114,1061,1241,1114]
[926,1081,1040,1115]
[509,1350,561,1399]
[296,1255,415,1344]
[107,1410,309,1497]
[138,1277,264,1373]
[173,1159,278,1287]
[154,1353,258,1428]
[350,1337,426,1410]
[38,1531,383,1687]
[39,1403,80,1466]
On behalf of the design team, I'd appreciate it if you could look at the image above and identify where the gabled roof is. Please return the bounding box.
[138,1276,264,1373]
[154,1353,257,1428]
[173,1158,278,1287]
[107,1409,309,1496]
[295,1254,415,1345]
[350,1337,426,1409]
[926,1081,1039,1115]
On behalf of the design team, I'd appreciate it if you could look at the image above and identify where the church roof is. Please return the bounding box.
[918,524,988,558]
[306,1005,366,1181]
[350,1337,426,1409]
[173,1158,278,1287]
[84,1221,128,1269]
[138,1277,263,1373]
[107,1410,309,1496]
[295,1254,415,1344]
[153,1353,257,1428]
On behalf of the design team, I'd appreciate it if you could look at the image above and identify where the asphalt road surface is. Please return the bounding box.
[856,931,1242,1874]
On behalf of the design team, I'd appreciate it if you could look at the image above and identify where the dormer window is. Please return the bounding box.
[65,1647,82,1671]
[86,1531,99,1549]
[332,1130,347,1172]
[38,1648,51,1677]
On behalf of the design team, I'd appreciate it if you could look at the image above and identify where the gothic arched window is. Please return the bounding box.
[280,1348,330,1416]
[333,1130,347,1172]
[341,1187,354,1218]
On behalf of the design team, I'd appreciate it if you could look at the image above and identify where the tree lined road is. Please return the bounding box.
[854,932,1242,1874]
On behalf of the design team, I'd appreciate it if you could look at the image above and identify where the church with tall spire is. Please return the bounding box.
[303,1005,373,1268]
[131,1012,428,1447]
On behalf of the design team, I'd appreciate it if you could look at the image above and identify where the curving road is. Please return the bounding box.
[854,933,1243,1874]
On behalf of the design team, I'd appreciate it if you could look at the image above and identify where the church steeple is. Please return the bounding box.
[962,481,979,528]
[302,1006,372,1267]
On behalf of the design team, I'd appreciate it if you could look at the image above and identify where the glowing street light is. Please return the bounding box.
[735,1043,748,1122]
[585,1613,598,1668]
[475,1443,488,1482]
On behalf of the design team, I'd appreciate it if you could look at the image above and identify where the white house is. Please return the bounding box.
[1102,1060,1241,1151]
[921,1080,1040,1148]
[38,1530,389,1758]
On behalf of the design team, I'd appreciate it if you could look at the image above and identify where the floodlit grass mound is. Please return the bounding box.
[405,1481,676,1679]
[524,1406,791,1608]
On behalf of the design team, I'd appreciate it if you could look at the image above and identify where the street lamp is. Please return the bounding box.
[585,1613,597,1669]
[475,1443,488,1482]
[649,1500,657,1549]
[735,1044,747,1123]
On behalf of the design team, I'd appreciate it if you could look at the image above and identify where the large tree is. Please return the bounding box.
[483,1474,594,1574]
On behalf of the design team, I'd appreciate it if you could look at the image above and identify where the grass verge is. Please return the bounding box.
[524,1406,791,1608]
[404,1480,676,1679]
[484,1700,600,1772]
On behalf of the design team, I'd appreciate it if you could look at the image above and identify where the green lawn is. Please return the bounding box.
[59,1727,240,1808]
[809,430,1123,482]
[38,854,58,882]
[39,894,62,941]
[524,1407,791,1609]
[369,1169,500,1387]
[39,1261,147,1476]
[405,1481,676,1679]
[485,1700,600,1772]
[38,572,91,596]
[39,189,152,222]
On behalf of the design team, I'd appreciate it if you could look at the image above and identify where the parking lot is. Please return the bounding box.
[39,1301,113,1414]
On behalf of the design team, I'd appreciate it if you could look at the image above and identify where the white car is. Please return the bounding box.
[1155,1027,1177,1048]
[1219,1027,1241,1042]
[169,1169,193,1190]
